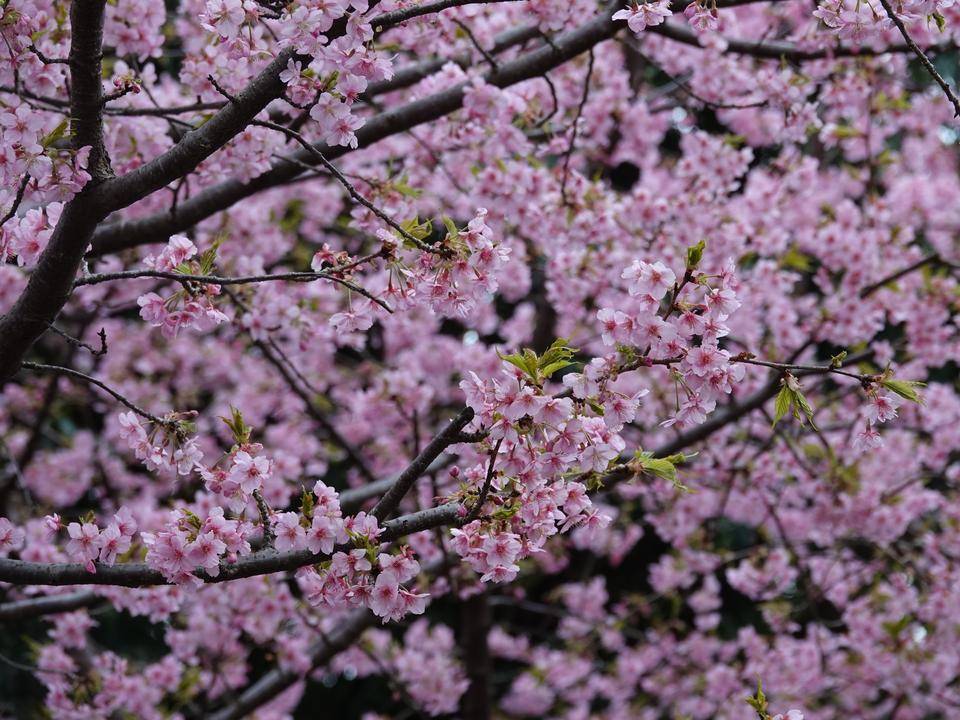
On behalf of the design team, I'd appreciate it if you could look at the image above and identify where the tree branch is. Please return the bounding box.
[0,591,101,622]
[876,0,960,116]
[370,407,475,521]
[650,20,952,61]
[207,609,377,720]
[87,1,629,255]
[0,502,461,587]
[68,0,111,180]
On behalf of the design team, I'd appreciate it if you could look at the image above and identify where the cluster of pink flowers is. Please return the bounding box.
[400,208,512,318]
[0,100,90,268]
[594,257,743,430]
[268,479,350,553]
[117,411,204,477]
[613,0,673,33]
[3,0,960,716]
[135,235,228,338]
[300,524,428,621]
[201,442,274,503]
[853,388,904,451]
[57,508,137,573]
[142,507,250,584]
[1,202,67,268]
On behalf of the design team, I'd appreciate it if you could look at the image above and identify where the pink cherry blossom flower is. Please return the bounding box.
[613,1,673,34]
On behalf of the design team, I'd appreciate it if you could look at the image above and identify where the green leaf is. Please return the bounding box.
[40,117,69,149]
[522,349,540,375]
[540,360,574,378]
[197,238,221,275]
[300,489,314,520]
[829,350,847,368]
[398,216,432,248]
[745,678,768,718]
[538,338,578,378]
[881,379,925,404]
[772,384,793,428]
[498,351,532,377]
[686,239,706,270]
[629,450,695,492]
[772,374,817,428]
[392,175,422,199]
[793,385,816,427]
[640,457,677,482]
[931,11,947,31]
[442,215,460,240]
[219,405,251,444]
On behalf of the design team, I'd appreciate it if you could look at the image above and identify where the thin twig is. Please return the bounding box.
[876,0,960,117]
[74,268,392,312]
[462,438,503,523]
[453,19,499,70]
[253,489,275,547]
[47,325,108,357]
[252,119,448,256]
[0,174,30,228]
[560,48,594,204]
[20,362,172,426]
[859,253,958,298]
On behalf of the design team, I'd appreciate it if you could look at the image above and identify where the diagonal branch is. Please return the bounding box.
[876,0,960,117]
[0,10,370,385]
[206,609,378,720]
[87,1,629,255]
[370,407,476,521]
[0,0,112,384]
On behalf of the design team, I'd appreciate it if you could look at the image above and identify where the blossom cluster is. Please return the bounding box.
[136,235,229,338]
[2,0,960,716]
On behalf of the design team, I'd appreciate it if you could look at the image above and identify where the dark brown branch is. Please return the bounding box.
[252,119,444,255]
[0,591,101,622]
[0,502,461,586]
[74,268,392,312]
[0,11,371,385]
[87,1,629,255]
[68,0,112,180]
[876,0,960,116]
[370,407,476,521]
[651,20,952,61]
[371,0,526,32]
[0,175,29,229]
[462,438,502,524]
[0,0,112,383]
[20,362,172,426]
[46,325,108,357]
[859,253,957,298]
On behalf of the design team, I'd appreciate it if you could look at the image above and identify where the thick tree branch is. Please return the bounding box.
[87,1,628,255]
[69,0,111,180]
[0,0,113,383]
[207,609,377,720]
[0,11,369,385]
[370,407,475,520]
[0,591,101,622]
[0,502,461,587]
